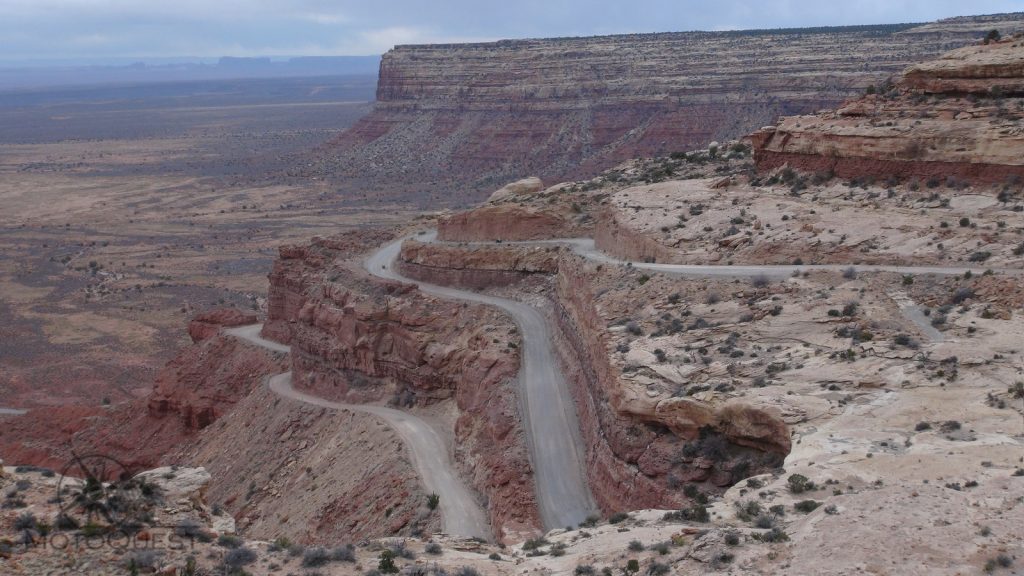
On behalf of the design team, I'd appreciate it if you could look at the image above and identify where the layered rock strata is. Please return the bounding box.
[262,231,541,541]
[753,39,1024,184]
[394,237,791,514]
[320,14,1024,202]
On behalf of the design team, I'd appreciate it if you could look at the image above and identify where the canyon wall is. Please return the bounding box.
[262,232,542,541]
[394,239,790,514]
[594,208,682,264]
[752,38,1024,184]
[398,238,561,289]
[318,14,1024,205]
[0,318,286,474]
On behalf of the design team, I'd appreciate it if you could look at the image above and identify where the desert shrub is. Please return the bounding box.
[950,284,974,303]
[985,554,1013,572]
[13,512,37,531]
[787,474,815,494]
[628,540,644,551]
[663,503,709,523]
[794,500,821,513]
[489,552,502,560]
[332,544,356,562]
[224,547,257,568]
[523,537,550,551]
[724,532,741,546]
[751,274,770,288]
[609,512,630,524]
[968,251,991,262]
[378,549,399,574]
[427,493,440,510]
[682,484,708,504]
[713,552,735,567]
[754,513,777,529]
[425,542,443,555]
[389,541,415,559]
[268,536,291,552]
[940,420,962,432]
[652,541,671,555]
[735,500,763,522]
[575,565,596,575]
[302,546,332,567]
[894,334,917,348]
[959,217,971,227]
[175,519,211,542]
[842,267,857,280]
[915,421,932,431]
[841,302,859,317]
[217,534,242,549]
[752,527,790,543]
[647,561,671,575]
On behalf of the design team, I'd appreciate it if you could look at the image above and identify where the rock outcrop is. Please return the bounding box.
[147,334,287,429]
[318,14,1024,205]
[263,231,542,541]
[438,205,569,242]
[753,38,1024,185]
[188,308,259,343]
[0,330,286,474]
[398,239,561,289]
[551,256,788,512]
[487,177,545,203]
[394,237,791,514]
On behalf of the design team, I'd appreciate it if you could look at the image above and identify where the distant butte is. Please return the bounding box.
[314,13,1024,206]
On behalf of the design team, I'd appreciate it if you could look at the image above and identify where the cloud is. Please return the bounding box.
[1,0,1023,61]
[296,12,349,25]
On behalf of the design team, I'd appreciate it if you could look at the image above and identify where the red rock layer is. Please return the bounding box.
[0,333,285,474]
[317,16,1024,204]
[188,308,258,343]
[753,39,1024,185]
[397,239,561,290]
[262,231,542,541]
[438,205,571,242]
[394,239,791,513]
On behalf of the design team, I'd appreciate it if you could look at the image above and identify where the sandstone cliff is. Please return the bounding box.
[317,14,1024,205]
[753,38,1024,184]
[262,231,542,541]
[394,238,791,515]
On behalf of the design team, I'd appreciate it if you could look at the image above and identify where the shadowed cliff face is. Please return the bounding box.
[314,14,1024,206]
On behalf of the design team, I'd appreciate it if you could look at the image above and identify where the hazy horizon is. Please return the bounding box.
[2,1,1023,66]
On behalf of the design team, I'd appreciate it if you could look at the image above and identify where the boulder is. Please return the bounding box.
[487,177,544,203]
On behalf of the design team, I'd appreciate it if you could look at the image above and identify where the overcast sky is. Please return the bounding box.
[2,0,1023,63]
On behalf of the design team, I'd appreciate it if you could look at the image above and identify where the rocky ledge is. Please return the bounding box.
[752,38,1024,184]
